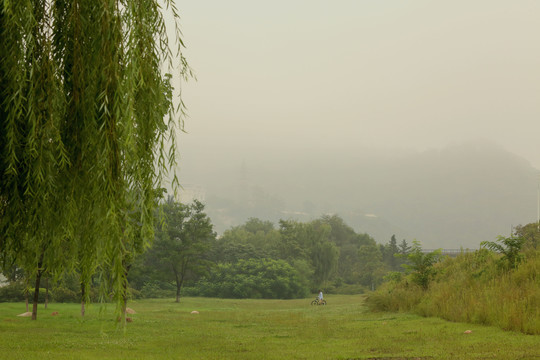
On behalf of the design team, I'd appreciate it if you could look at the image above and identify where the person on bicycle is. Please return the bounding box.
[318,289,323,303]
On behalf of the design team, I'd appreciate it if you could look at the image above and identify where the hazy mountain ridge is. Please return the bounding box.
[180,141,538,248]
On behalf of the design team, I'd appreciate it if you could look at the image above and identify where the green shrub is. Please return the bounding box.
[481,235,525,270]
[367,248,540,334]
[328,282,366,295]
[128,287,143,300]
[191,259,309,299]
[366,280,423,312]
[140,282,175,299]
[400,241,441,289]
[0,281,58,303]
[0,282,26,302]
[52,287,78,303]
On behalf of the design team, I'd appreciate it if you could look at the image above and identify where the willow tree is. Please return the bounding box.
[0,1,190,320]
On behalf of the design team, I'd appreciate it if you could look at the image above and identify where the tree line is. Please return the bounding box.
[126,198,415,300]
[1,197,416,305]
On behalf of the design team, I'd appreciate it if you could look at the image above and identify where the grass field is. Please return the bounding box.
[1,295,539,359]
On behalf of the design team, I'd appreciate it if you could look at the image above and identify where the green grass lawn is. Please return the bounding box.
[1,295,539,359]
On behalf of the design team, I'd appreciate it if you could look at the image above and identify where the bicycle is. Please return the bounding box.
[311,298,327,305]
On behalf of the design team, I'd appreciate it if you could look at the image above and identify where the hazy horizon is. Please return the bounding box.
[176,0,540,170]
[166,1,540,247]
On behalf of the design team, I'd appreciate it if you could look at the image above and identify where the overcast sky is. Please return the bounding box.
[174,0,540,173]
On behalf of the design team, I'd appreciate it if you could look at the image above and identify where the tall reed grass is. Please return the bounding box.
[367,249,540,334]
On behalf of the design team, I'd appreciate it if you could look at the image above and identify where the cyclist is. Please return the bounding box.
[318,289,323,303]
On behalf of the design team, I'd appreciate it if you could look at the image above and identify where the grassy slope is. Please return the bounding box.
[1,295,539,360]
[367,249,540,335]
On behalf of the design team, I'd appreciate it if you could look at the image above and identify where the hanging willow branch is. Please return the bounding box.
[0,0,189,317]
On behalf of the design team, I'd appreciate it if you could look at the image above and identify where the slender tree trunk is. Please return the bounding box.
[175,275,181,303]
[25,277,29,312]
[31,273,43,320]
[121,277,127,323]
[121,263,131,323]
[32,272,43,320]
[80,282,85,317]
[175,261,188,303]
[174,268,184,303]
[44,277,48,309]
[32,252,45,320]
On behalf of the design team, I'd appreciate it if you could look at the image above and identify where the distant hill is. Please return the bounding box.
[179,140,538,248]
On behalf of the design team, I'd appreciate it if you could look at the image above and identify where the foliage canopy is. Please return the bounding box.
[145,198,215,302]
[0,0,189,317]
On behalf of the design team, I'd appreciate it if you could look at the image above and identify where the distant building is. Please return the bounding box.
[176,184,206,204]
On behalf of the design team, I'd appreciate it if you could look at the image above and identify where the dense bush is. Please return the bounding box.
[0,271,142,303]
[0,281,26,302]
[140,281,175,299]
[367,249,540,334]
[329,283,366,295]
[51,287,78,303]
[190,259,309,299]
[0,282,51,303]
[366,278,424,312]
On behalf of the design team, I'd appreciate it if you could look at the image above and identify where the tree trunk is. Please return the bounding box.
[121,277,127,323]
[120,263,131,323]
[44,277,48,310]
[174,270,184,303]
[174,261,187,303]
[32,253,45,320]
[25,277,29,312]
[80,282,85,317]
[31,271,43,320]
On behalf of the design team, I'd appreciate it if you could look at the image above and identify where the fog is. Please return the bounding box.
[171,1,540,248]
